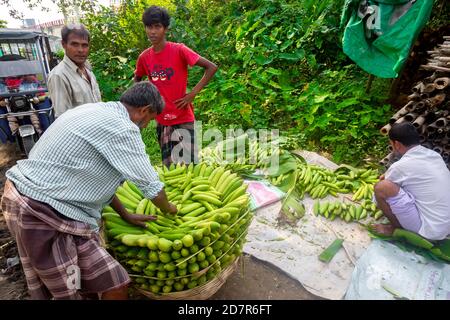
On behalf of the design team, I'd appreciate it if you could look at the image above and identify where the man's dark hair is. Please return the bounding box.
[142,6,170,27]
[120,81,165,114]
[61,24,90,43]
[389,122,420,146]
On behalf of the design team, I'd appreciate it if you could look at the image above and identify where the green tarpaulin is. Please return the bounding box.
[341,0,434,78]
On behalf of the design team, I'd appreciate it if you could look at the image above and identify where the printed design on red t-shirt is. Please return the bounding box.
[149,64,175,82]
[135,43,198,125]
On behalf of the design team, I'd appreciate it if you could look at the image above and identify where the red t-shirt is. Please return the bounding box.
[135,42,200,126]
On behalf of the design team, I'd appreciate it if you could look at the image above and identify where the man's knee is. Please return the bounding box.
[374,180,400,199]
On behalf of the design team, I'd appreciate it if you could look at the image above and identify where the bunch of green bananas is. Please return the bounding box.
[102,162,252,294]
[334,167,379,200]
[313,199,384,223]
[199,134,282,175]
[270,164,379,202]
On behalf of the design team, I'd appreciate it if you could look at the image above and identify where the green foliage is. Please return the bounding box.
[89,50,137,101]
[55,49,65,60]
[141,121,162,166]
[187,0,350,128]
[0,20,7,28]
[175,0,391,165]
[427,0,450,29]
[82,1,148,100]
[87,0,450,166]
[287,66,392,164]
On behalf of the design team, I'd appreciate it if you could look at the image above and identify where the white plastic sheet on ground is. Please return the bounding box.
[243,150,373,300]
[345,240,450,300]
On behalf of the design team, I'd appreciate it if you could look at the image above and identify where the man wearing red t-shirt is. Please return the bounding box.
[134,6,217,167]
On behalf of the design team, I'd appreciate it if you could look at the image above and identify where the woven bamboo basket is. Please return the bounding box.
[136,257,240,300]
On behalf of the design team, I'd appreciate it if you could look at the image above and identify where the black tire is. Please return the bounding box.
[20,135,36,157]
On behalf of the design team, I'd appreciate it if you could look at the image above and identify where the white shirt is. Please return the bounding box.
[48,55,102,117]
[386,145,450,240]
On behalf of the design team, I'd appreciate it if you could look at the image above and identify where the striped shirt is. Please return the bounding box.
[6,101,164,231]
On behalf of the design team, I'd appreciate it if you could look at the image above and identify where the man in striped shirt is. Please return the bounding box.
[1,81,176,299]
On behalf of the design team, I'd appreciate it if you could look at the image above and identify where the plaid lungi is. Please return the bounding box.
[156,121,197,167]
[1,180,130,300]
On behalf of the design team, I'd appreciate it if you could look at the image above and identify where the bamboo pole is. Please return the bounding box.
[415,100,427,110]
[433,146,443,154]
[380,124,391,135]
[420,65,450,72]
[423,83,436,93]
[382,36,450,171]
[423,74,437,84]
[428,93,446,107]
[427,123,439,135]
[404,101,416,112]
[404,113,418,122]
[434,77,449,90]
[389,106,409,124]
[444,144,450,153]
[408,92,421,102]
[412,82,425,93]
[395,117,407,124]
[435,117,448,127]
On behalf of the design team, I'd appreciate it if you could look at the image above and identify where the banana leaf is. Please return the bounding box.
[289,151,307,165]
[280,191,305,223]
[280,171,305,222]
[367,226,450,264]
[436,239,450,258]
[333,163,358,174]
[267,151,297,177]
[239,173,265,181]
[276,171,297,193]
[319,238,344,263]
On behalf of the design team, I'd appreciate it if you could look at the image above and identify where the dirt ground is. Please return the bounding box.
[0,143,28,300]
[210,255,321,300]
[0,143,319,300]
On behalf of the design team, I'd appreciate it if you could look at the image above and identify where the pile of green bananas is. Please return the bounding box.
[199,134,383,226]
[271,164,379,201]
[199,133,284,175]
[102,163,252,294]
[313,199,384,223]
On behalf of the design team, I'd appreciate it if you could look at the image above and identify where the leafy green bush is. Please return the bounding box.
[84,0,394,166]
[141,121,162,165]
[89,50,137,101]
[55,49,64,60]
[289,66,391,164]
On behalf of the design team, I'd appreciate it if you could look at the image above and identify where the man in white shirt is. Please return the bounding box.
[372,122,450,240]
[48,24,101,117]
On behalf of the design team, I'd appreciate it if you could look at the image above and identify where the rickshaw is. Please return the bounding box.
[0,28,57,156]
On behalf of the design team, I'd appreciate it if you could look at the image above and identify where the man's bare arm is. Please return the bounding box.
[174,57,218,109]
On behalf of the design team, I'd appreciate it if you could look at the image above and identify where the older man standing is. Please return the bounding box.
[48,24,101,117]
